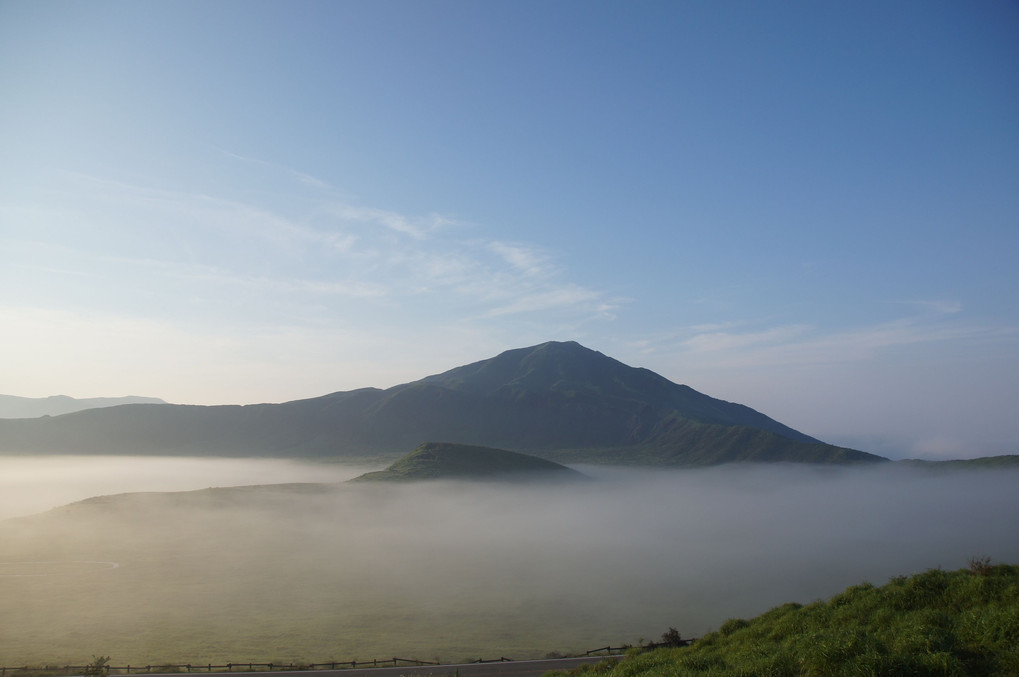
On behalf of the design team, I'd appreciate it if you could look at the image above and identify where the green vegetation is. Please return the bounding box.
[549,563,1019,677]
[899,454,1019,469]
[350,442,585,482]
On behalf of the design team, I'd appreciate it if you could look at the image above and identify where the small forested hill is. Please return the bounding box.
[350,442,584,482]
[0,341,884,466]
[551,563,1019,677]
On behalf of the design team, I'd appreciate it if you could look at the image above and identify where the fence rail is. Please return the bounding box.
[1,658,441,676]
[0,643,666,676]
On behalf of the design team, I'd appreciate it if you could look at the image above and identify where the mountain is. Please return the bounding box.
[350,442,586,482]
[0,341,885,466]
[0,394,167,419]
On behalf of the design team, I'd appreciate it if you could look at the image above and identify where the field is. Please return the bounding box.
[2,459,1019,667]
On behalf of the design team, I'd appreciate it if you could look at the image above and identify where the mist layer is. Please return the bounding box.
[1,459,1017,664]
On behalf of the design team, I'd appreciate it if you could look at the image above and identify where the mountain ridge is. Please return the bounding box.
[0,341,884,466]
[0,394,167,419]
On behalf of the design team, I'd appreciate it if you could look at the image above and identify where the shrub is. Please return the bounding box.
[969,555,993,576]
[82,656,109,677]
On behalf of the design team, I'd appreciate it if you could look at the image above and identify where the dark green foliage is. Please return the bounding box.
[0,341,885,466]
[658,628,686,648]
[553,564,1019,677]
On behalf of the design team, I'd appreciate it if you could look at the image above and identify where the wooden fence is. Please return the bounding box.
[0,643,666,676]
[0,658,438,676]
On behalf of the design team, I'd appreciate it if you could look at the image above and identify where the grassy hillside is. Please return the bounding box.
[551,563,1019,677]
[350,442,583,482]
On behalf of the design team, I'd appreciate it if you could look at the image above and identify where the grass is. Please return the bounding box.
[548,563,1019,677]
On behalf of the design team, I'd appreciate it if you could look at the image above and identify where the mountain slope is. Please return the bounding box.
[0,341,884,465]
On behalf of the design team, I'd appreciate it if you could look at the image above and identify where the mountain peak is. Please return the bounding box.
[422,340,624,395]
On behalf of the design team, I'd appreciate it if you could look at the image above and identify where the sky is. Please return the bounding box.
[1,0,1017,460]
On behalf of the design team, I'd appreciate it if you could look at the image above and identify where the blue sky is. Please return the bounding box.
[2,1,1018,459]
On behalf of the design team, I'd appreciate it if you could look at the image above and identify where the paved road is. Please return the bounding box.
[119,656,622,677]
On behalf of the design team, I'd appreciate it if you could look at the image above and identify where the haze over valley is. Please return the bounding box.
[2,456,1018,665]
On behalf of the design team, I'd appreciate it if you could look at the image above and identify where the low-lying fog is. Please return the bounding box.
[1,457,1017,665]
[0,456,377,519]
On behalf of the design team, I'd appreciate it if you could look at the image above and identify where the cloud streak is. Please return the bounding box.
[668,309,1007,371]
[4,167,618,328]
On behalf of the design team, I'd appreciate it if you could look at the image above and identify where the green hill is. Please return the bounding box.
[551,562,1019,677]
[350,442,584,482]
[899,454,1019,469]
[0,341,884,466]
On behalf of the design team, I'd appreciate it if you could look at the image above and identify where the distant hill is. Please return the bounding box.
[0,341,885,466]
[898,454,1019,469]
[0,394,167,419]
[350,442,585,482]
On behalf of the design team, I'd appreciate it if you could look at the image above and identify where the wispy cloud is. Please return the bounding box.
[486,241,553,278]
[681,325,811,353]
[214,148,332,189]
[6,163,620,335]
[484,284,605,317]
[661,312,1011,371]
[323,204,458,240]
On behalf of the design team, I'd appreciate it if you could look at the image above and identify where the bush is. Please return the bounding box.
[969,555,993,576]
[82,657,109,677]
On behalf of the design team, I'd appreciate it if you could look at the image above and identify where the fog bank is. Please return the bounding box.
[0,456,379,519]
[1,459,1017,664]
